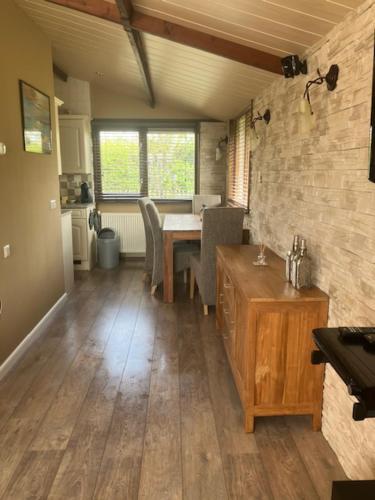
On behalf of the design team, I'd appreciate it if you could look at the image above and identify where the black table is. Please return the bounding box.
[312,328,375,420]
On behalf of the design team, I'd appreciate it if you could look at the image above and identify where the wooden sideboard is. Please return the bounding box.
[216,245,329,433]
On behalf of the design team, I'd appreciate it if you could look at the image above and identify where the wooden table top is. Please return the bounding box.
[217,245,329,303]
[163,214,202,232]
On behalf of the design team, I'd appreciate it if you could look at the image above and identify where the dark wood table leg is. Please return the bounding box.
[163,231,174,303]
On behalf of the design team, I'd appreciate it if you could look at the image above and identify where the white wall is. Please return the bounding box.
[54,76,91,117]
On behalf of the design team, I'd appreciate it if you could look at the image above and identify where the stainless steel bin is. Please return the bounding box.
[97,228,120,269]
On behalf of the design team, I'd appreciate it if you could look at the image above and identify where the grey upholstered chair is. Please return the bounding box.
[190,207,244,314]
[146,201,199,296]
[192,194,222,215]
[138,197,153,280]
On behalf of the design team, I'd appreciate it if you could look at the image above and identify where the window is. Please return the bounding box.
[93,120,197,201]
[99,131,140,195]
[227,110,251,209]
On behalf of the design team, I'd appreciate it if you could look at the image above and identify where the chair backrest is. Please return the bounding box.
[192,194,222,215]
[138,197,153,273]
[146,201,163,286]
[200,207,244,304]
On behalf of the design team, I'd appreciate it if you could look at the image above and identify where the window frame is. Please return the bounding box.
[92,119,200,203]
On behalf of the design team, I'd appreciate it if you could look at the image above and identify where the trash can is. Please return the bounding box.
[97,228,120,269]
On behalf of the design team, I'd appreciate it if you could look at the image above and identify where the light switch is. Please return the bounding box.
[0,142,6,156]
[3,245,11,259]
[50,199,57,210]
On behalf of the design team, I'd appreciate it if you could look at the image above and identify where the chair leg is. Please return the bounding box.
[183,269,188,284]
[203,304,209,315]
[151,285,157,296]
[190,270,195,299]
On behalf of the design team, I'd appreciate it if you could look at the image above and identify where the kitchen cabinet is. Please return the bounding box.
[72,218,88,262]
[216,245,329,433]
[61,210,74,292]
[59,115,92,174]
[70,206,96,271]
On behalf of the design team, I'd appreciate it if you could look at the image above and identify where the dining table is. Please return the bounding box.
[162,213,202,303]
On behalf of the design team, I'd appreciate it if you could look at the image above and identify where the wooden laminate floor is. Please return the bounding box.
[0,261,347,499]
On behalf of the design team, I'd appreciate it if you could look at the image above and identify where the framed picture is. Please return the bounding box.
[19,80,52,154]
[369,32,375,183]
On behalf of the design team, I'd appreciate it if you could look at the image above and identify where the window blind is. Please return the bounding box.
[93,120,197,201]
[147,130,195,200]
[227,110,251,210]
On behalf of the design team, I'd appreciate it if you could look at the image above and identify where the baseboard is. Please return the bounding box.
[0,293,67,381]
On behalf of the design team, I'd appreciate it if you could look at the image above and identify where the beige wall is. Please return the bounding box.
[0,0,64,364]
[248,0,375,479]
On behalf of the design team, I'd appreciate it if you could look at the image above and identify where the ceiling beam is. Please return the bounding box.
[46,0,121,24]
[46,0,282,74]
[115,0,155,108]
[131,12,282,75]
[53,63,68,82]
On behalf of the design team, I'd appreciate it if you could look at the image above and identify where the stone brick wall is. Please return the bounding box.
[199,122,227,200]
[249,0,375,480]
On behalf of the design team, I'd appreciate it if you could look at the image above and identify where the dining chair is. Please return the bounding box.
[192,194,222,215]
[146,202,199,296]
[190,207,244,315]
[138,197,153,280]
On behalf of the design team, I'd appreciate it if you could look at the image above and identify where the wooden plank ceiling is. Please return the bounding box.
[15,0,365,120]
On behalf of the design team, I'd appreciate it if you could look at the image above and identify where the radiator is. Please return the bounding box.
[101,213,145,254]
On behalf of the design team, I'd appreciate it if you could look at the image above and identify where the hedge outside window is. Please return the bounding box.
[92,120,198,201]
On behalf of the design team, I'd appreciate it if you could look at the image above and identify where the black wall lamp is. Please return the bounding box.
[281,55,308,78]
[251,109,271,128]
[304,64,340,114]
[250,109,271,151]
[215,136,228,161]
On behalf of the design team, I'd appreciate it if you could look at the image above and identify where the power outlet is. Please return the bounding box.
[3,244,11,259]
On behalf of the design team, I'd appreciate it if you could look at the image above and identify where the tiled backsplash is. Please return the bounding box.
[59,173,94,202]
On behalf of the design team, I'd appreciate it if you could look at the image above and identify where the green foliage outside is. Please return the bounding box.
[100,131,140,194]
[100,131,195,199]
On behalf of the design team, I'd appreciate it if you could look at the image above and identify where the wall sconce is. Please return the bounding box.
[250,109,271,151]
[215,136,228,161]
[299,64,339,134]
[303,64,339,114]
[281,55,308,78]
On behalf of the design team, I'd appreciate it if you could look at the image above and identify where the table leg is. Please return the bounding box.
[163,232,174,303]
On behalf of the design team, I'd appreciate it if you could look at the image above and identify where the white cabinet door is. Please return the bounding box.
[72,218,88,261]
[61,213,74,292]
[59,116,92,174]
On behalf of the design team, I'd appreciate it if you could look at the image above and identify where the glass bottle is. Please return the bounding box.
[286,251,292,281]
[199,204,207,221]
[288,235,300,283]
[295,238,312,289]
